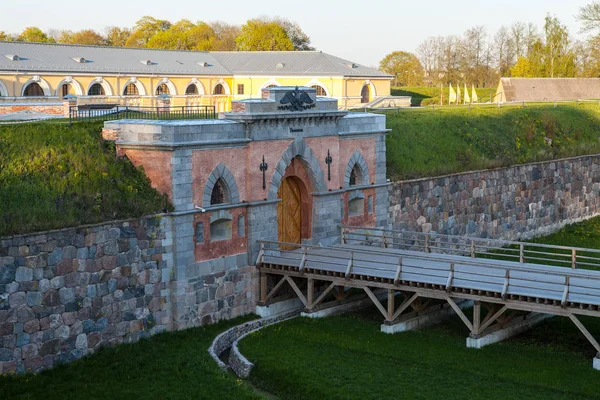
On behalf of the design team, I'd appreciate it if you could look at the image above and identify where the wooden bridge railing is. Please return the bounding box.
[341,225,600,271]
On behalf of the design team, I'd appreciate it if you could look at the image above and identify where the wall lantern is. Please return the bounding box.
[259,155,268,190]
[325,150,333,181]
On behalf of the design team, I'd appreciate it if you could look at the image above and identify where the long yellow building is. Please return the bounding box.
[0,41,394,111]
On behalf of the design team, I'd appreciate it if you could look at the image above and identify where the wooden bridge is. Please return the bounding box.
[256,225,600,366]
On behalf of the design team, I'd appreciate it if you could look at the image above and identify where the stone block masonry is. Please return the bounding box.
[0,216,171,374]
[389,155,600,240]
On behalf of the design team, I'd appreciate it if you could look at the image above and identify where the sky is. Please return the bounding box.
[2,0,593,67]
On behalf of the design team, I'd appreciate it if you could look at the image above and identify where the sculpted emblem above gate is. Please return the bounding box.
[278,86,316,112]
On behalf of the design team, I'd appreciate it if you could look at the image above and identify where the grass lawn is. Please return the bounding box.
[384,103,600,180]
[0,316,263,400]
[0,121,171,236]
[240,309,600,400]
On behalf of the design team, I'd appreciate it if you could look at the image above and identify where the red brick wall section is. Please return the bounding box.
[338,137,378,185]
[0,104,64,116]
[194,207,248,261]
[192,148,248,206]
[231,102,246,113]
[342,188,377,227]
[101,128,118,141]
[123,150,173,202]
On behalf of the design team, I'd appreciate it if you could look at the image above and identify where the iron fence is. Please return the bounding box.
[69,104,216,124]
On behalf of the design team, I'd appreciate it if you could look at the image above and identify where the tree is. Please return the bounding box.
[58,29,106,46]
[146,20,216,50]
[273,17,314,50]
[578,1,600,33]
[125,16,171,47]
[17,27,53,43]
[543,15,573,77]
[235,19,294,51]
[105,27,131,47]
[209,22,239,51]
[379,51,423,86]
[0,31,14,41]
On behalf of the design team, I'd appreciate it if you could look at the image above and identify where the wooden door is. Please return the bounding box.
[278,177,302,247]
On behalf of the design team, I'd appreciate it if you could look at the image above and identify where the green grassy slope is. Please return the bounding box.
[385,104,600,180]
[0,122,171,236]
[392,86,496,106]
[0,316,263,400]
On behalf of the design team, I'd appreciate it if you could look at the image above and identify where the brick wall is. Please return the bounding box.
[388,155,600,240]
[0,104,64,116]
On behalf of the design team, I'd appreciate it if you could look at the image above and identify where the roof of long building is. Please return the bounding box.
[0,41,391,78]
[499,77,600,102]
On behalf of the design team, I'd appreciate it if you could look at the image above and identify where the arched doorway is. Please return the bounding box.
[361,85,370,103]
[277,158,313,246]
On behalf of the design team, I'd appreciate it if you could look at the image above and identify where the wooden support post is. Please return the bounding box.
[364,287,388,320]
[387,290,395,321]
[307,278,314,309]
[502,270,510,299]
[561,276,570,307]
[311,282,336,309]
[478,305,508,334]
[446,263,454,292]
[260,273,267,303]
[569,313,600,354]
[470,240,475,258]
[572,249,577,269]
[445,295,473,332]
[256,242,265,266]
[473,301,481,335]
[345,253,354,279]
[285,276,308,307]
[394,257,403,285]
[519,244,524,263]
[391,293,419,321]
[424,234,430,253]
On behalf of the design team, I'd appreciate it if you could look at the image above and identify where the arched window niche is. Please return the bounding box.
[209,210,233,242]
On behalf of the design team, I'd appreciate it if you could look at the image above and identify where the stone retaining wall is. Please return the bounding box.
[0,216,171,374]
[389,154,600,240]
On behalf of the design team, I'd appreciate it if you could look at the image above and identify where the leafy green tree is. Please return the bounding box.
[235,19,294,51]
[125,16,171,47]
[146,20,216,50]
[379,51,424,86]
[543,15,574,77]
[17,27,54,43]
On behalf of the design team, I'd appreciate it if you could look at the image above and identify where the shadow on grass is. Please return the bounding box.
[0,315,263,400]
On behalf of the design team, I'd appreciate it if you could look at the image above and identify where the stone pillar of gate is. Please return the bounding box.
[157,94,171,113]
[63,94,77,118]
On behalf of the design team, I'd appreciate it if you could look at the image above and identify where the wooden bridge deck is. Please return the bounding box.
[256,226,600,358]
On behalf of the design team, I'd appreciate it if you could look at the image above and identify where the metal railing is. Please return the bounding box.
[68,104,216,124]
[340,225,600,270]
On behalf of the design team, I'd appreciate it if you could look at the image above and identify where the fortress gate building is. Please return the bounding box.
[104,86,389,327]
